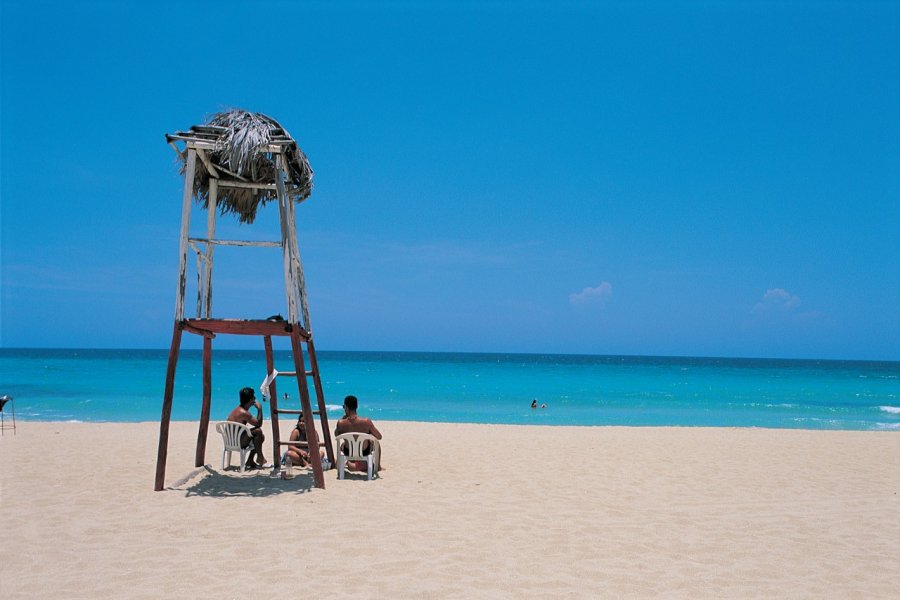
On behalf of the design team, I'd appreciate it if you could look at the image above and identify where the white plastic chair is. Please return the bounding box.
[335,432,381,481]
[215,421,255,473]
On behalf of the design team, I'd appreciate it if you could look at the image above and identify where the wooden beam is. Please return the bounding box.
[167,141,186,158]
[174,149,197,321]
[275,154,293,320]
[195,148,219,178]
[203,179,217,318]
[183,318,306,338]
[182,321,216,339]
[188,237,282,248]
[164,135,220,150]
[193,243,202,318]
[280,157,311,331]
[264,336,281,470]
[155,322,183,491]
[206,161,248,182]
[291,329,325,489]
[217,180,277,191]
[195,336,212,467]
[275,154,300,324]
[307,337,335,467]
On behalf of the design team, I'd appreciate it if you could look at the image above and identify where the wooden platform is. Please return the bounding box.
[181,318,309,339]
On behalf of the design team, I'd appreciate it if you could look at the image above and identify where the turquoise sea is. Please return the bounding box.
[1,349,898,430]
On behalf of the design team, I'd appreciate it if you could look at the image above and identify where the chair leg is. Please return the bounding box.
[367,456,373,480]
[223,450,229,471]
[338,455,345,480]
[239,449,246,473]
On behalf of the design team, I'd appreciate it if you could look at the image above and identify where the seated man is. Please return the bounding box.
[334,395,382,471]
[226,387,268,469]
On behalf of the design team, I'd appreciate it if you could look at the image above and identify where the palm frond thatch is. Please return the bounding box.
[172,109,314,223]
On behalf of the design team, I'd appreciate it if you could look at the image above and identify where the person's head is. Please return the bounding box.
[239,387,256,407]
[343,395,358,413]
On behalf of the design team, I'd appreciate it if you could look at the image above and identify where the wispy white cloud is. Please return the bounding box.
[569,281,613,306]
[752,288,801,314]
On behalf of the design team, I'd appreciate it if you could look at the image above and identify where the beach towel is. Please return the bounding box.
[260,370,278,400]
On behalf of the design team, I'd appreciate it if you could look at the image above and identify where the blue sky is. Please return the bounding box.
[1,1,898,360]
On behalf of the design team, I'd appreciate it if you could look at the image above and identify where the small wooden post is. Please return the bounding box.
[155,321,184,491]
[291,329,324,489]
[195,335,212,467]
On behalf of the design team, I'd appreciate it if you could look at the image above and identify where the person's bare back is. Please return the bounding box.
[334,395,382,470]
[334,413,381,437]
[334,395,381,438]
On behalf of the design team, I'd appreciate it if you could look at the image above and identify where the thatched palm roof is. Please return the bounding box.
[167,110,314,223]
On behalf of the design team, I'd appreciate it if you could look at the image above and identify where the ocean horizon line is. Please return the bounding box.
[1,346,898,365]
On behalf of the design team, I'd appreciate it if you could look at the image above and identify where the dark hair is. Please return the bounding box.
[343,395,358,411]
[239,387,256,406]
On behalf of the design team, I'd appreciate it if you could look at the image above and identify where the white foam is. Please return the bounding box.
[878,405,900,415]
[325,404,343,413]
[873,422,900,430]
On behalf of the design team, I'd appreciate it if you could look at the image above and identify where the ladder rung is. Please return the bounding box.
[274,370,316,377]
[277,441,326,447]
[274,409,321,416]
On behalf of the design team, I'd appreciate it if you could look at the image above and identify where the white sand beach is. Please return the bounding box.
[1,421,898,598]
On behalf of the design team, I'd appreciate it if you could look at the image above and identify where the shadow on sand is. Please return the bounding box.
[173,465,318,497]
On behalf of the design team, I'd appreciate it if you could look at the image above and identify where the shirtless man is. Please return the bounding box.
[334,395,382,471]
[226,387,268,468]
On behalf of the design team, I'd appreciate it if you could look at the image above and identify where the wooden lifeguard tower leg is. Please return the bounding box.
[195,335,213,467]
[155,322,184,491]
[307,337,335,466]
[290,329,325,489]
[194,176,218,468]
[154,148,195,491]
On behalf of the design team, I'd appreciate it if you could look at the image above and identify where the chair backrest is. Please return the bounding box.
[335,432,380,460]
[215,421,253,450]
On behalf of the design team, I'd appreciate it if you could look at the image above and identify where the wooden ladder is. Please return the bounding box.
[263,334,335,487]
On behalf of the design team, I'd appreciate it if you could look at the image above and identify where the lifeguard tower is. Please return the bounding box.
[154,110,334,491]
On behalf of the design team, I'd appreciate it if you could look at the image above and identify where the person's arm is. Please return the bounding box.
[366,419,382,440]
[247,402,263,428]
[334,419,346,437]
